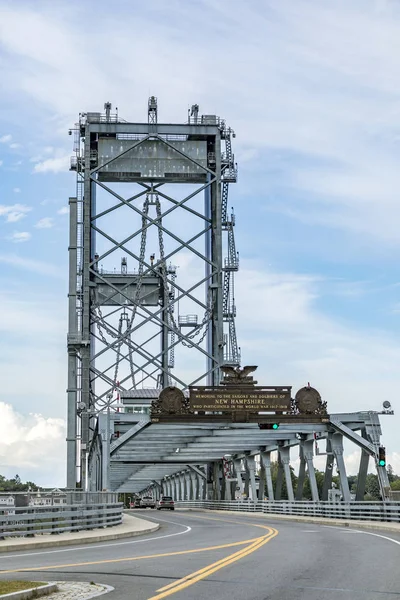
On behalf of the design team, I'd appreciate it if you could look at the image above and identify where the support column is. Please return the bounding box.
[234,459,244,499]
[173,476,179,501]
[223,459,233,500]
[279,446,294,502]
[260,452,274,501]
[189,471,198,501]
[275,452,284,500]
[321,436,334,501]
[213,462,221,500]
[244,461,250,498]
[258,455,266,501]
[66,196,78,489]
[184,472,191,500]
[180,473,186,501]
[355,450,369,501]
[296,442,306,500]
[331,433,351,502]
[304,440,319,502]
[245,456,258,502]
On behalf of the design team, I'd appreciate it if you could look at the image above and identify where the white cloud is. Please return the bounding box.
[0,160,3,167]
[0,134,11,143]
[9,142,21,149]
[0,203,31,223]
[57,206,69,215]
[0,402,65,485]
[13,187,21,193]
[35,217,54,229]
[33,155,69,174]
[0,254,63,278]
[9,231,31,243]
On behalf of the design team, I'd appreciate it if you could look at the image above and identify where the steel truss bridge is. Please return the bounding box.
[67,99,392,502]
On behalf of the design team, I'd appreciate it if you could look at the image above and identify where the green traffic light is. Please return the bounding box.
[379,459,386,466]
[272,423,279,430]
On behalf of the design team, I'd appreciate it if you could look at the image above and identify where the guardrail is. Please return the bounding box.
[176,500,400,522]
[0,492,123,538]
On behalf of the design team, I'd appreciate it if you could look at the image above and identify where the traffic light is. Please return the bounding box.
[378,446,386,467]
[258,423,280,430]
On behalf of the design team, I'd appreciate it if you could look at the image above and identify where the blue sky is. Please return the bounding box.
[0,0,400,485]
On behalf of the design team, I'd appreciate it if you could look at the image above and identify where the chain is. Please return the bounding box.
[93,191,216,391]
[155,196,214,345]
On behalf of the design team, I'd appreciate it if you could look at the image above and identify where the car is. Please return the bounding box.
[130,498,141,508]
[140,496,156,509]
[157,496,175,510]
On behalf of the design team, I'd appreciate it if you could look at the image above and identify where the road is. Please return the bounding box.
[0,510,399,599]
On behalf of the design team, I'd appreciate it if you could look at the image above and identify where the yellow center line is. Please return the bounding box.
[149,528,279,600]
[156,533,272,593]
[0,537,262,576]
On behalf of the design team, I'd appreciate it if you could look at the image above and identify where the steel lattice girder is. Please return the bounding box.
[105,411,385,493]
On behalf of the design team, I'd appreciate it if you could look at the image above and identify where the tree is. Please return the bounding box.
[390,479,400,491]
[267,461,298,500]
[0,474,39,492]
[365,474,381,500]
[302,469,325,499]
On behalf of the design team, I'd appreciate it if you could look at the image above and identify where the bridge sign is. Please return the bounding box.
[189,387,291,412]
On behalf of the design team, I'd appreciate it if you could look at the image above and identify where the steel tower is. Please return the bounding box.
[66,98,240,488]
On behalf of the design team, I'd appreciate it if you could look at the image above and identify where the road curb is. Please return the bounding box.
[0,583,58,600]
[0,517,160,553]
[182,508,400,534]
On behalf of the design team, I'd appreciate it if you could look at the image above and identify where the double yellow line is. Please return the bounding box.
[148,526,278,600]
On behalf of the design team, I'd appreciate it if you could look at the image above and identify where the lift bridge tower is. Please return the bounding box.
[67,98,240,487]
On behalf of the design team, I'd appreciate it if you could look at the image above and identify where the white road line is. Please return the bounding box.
[0,516,191,560]
[301,530,319,533]
[322,525,400,546]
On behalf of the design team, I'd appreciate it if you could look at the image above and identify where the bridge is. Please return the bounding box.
[66,98,393,505]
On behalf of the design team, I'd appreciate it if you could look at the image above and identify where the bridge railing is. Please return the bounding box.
[175,500,400,522]
[0,491,123,538]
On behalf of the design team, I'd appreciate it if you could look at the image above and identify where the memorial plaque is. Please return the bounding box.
[189,387,291,412]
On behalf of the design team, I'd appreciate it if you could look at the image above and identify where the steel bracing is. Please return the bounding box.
[95,410,392,502]
[67,99,240,488]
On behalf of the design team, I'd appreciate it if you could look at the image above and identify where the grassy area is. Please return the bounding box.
[0,581,46,595]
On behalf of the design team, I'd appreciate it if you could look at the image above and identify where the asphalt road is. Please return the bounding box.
[1,510,400,599]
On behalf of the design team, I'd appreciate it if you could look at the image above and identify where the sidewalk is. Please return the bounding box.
[182,508,400,534]
[0,513,159,553]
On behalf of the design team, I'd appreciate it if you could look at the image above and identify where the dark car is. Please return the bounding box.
[157,496,175,510]
[131,498,141,508]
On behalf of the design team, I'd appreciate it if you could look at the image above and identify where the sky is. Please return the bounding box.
[0,0,400,486]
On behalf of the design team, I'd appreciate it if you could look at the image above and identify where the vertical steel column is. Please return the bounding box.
[189,471,198,501]
[211,134,224,385]
[321,435,334,501]
[243,462,250,498]
[296,442,306,501]
[331,433,351,502]
[258,458,266,501]
[179,473,185,501]
[279,447,294,502]
[233,459,244,498]
[355,450,370,501]
[245,456,258,502]
[67,197,78,488]
[260,452,274,501]
[173,476,179,501]
[213,462,221,500]
[303,440,319,502]
[80,123,92,488]
[275,452,284,500]
[205,176,213,385]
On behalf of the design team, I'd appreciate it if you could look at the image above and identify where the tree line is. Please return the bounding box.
[0,474,39,493]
